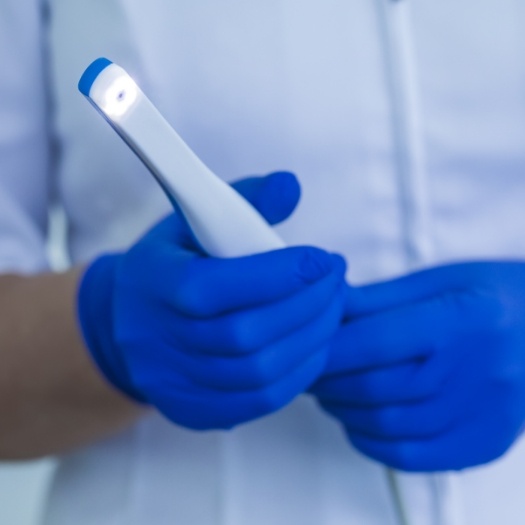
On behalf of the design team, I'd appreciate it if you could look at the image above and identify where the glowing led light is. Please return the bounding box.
[99,75,138,118]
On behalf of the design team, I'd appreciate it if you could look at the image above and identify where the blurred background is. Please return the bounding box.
[0,461,55,524]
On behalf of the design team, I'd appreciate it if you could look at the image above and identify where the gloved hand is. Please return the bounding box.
[311,262,525,471]
[78,171,347,430]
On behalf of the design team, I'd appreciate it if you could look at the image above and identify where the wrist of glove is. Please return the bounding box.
[79,253,146,402]
[78,172,347,430]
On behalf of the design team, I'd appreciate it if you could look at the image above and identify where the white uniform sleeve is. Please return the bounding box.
[0,0,51,274]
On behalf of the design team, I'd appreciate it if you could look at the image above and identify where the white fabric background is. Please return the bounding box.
[0,461,55,525]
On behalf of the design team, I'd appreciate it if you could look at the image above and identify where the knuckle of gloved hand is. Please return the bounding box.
[369,408,402,437]
[220,315,262,353]
[246,354,281,388]
[253,383,286,417]
[171,262,217,318]
[386,442,421,472]
[353,376,386,404]
[348,434,420,471]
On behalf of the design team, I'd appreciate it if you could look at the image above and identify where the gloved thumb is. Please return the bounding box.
[230,171,301,226]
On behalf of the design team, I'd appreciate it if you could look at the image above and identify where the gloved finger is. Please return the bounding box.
[230,171,301,225]
[150,346,329,430]
[142,246,345,318]
[311,358,448,407]
[344,262,490,319]
[162,287,345,390]
[323,291,478,375]
[166,264,346,354]
[321,388,459,441]
[322,300,440,375]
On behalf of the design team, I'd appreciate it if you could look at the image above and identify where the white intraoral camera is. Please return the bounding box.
[79,58,285,258]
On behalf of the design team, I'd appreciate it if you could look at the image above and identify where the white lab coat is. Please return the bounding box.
[2,0,525,523]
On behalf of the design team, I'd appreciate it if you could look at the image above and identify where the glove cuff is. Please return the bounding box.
[77,254,147,403]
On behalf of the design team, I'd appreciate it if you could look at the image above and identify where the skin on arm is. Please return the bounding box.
[0,268,144,461]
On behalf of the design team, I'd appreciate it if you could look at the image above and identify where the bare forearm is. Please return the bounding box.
[0,268,143,460]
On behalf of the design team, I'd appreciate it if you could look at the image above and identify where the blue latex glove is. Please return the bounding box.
[312,262,525,471]
[78,171,347,430]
